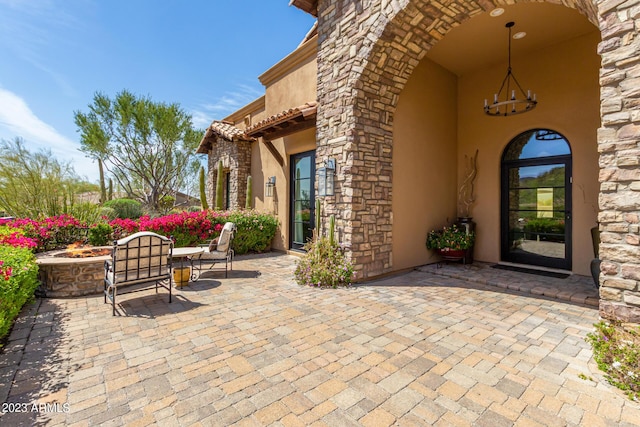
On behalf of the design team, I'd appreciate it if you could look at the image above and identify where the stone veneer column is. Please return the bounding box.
[207,137,252,210]
[596,0,640,322]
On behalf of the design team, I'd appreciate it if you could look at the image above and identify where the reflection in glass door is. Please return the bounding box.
[501,129,572,270]
[290,150,315,251]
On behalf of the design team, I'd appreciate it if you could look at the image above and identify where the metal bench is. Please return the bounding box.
[104,232,173,316]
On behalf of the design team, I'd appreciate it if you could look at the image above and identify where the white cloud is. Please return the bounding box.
[190,83,264,129]
[0,87,98,181]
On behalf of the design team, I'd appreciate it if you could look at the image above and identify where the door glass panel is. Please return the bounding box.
[291,152,314,249]
[506,164,566,261]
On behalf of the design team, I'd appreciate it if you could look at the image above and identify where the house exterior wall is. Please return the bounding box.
[260,37,318,115]
[251,128,316,251]
[206,138,252,210]
[392,27,599,276]
[313,0,640,321]
[250,39,318,250]
[392,58,458,270]
[457,31,601,276]
[597,0,640,322]
[217,37,318,251]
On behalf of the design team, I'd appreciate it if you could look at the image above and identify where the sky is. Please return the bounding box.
[0,0,316,182]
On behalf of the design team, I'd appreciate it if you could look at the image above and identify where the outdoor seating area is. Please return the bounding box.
[2,253,636,426]
[104,231,174,316]
[102,222,237,316]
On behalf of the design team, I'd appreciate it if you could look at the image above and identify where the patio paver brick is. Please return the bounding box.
[0,254,636,426]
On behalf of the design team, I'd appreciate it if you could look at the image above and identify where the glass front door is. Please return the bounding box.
[290,150,315,250]
[501,130,572,270]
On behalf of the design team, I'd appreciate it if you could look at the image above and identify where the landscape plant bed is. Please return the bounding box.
[586,321,640,401]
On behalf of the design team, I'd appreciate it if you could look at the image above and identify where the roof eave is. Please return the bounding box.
[289,0,318,17]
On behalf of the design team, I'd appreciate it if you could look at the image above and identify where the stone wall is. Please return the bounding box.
[596,0,640,322]
[39,260,105,297]
[314,0,640,320]
[207,137,252,210]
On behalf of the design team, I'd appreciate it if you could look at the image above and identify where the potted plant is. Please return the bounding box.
[426,224,475,261]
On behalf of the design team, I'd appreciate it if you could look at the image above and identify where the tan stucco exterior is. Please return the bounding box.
[392,28,600,275]
[392,59,458,270]
[458,30,601,276]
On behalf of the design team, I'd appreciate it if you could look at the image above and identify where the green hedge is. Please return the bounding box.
[226,211,279,254]
[0,245,39,343]
[523,218,565,241]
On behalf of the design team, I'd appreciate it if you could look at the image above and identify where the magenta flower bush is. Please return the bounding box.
[3,209,278,255]
[0,232,37,249]
[2,215,85,252]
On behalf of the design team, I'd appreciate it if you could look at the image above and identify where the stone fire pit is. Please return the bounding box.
[36,246,112,297]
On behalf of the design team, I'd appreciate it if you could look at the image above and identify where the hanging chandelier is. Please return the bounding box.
[484,22,537,116]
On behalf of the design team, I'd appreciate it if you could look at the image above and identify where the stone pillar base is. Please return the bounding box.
[599,301,640,324]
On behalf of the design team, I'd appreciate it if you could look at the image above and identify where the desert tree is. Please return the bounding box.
[0,138,94,218]
[74,90,202,211]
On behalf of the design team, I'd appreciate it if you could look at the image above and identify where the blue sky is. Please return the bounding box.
[0,0,315,181]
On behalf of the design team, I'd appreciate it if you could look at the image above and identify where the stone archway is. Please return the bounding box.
[315,0,640,321]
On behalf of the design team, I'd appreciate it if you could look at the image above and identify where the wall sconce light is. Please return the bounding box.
[265,176,276,198]
[317,159,335,197]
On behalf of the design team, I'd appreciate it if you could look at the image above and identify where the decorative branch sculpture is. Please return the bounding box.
[458,149,479,218]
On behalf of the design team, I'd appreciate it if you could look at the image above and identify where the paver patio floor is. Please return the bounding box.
[1,253,638,426]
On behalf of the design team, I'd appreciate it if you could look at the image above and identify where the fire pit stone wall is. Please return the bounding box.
[36,249,110,298]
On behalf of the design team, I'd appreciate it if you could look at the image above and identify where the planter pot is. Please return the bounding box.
[456,217,475,264]
[437,248,466,261]
[173,267,191,287]
[590,258,601,289]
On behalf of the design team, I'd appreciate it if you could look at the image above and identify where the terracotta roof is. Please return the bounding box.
[196,121,255,154]
[245,102,318,139]
[290,0,317,17]
[196,102,318,154]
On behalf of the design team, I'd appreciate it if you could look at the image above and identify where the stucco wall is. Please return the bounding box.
[391,30,600,275]
[392,59,458,270]
[458,31,601,276]
[251,127,316,251]
[261,38,318,114]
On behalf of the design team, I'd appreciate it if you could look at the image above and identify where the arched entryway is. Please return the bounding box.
[501,129,572,270]
[308,0,640,320]
[315,1,600,279]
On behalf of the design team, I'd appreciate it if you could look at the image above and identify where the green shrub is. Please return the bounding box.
[199,165,209,210]
[158,195,175,214]
[586,321,639,401]
[88,222,114,246]
[294,237,354,288]
[98,206,117,220]
[523,218,565,241]
[226,210,278,254]
[215,160,224,210]
[245,175,252,210]
[187,206,201,213]
[103,198,143,219]
[0,245,39,344]
[66,202,103,225]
